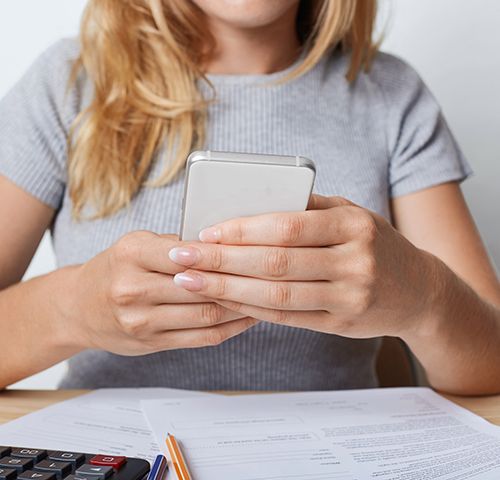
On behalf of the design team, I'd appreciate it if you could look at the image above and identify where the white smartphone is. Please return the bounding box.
[180,150,316,241]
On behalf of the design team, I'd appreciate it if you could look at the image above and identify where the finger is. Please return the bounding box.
[307,194,355,210]
[146,303,248,331]
[148,317,259,351]
[114,231,184,275]
[131,273,208,304]
[173,270,332,310]
[169,244,335,281]
[197,206,363,247]
[216,299,332,332]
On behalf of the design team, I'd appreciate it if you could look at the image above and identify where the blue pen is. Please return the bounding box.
[147,454,168,480]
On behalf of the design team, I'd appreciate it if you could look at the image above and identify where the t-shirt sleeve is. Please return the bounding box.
[378,55,473,198]
[0,39,80,209]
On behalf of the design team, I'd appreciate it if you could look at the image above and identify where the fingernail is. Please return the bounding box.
[169,247,199,266]
[173,272,204,291]
[199,226,220,243]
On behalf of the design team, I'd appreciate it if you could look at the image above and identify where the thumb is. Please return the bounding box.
[307,194,356,210]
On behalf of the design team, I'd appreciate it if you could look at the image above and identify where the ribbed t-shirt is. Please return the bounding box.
[0,39,471,390]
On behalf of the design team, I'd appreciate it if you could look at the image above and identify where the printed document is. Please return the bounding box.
[0,388,209,463]
[142,387,500,479]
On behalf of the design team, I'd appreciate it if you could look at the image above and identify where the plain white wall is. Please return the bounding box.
[1,0,499,389]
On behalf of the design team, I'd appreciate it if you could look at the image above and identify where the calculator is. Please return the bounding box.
[0,447,150,480]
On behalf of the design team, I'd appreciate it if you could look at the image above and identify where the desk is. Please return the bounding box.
[1,389,500,426]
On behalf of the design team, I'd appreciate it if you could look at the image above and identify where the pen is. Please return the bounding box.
[166,433,192,480]
[147,454,168,480]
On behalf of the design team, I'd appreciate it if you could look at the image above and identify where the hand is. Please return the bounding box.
[168,195,437,339]
[63,231,257,355]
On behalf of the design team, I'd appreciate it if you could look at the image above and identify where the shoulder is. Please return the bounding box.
[369,51,422,83]
[360,52,439,118]
[345,51,439,121]
[319,49,429,107]
[22,38,88,128]
[28,38,81,86]
[41,37,81,64]
[0,39,83,208]
[367,51,427,99]
[7,37,84,101]
[0,37,84,115]
[0,37,88,158]
[36,38,85,99]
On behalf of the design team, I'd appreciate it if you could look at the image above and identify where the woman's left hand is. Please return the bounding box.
[169,194,439,339]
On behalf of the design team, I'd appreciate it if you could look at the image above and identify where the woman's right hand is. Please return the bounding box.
[62,231,258,356]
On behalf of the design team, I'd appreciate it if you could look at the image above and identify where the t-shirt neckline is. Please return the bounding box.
[204,51,307,86]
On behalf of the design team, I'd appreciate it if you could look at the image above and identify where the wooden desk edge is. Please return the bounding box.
[1,389,500,426]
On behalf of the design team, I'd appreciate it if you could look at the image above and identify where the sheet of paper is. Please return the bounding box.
[0,388,210,463]
[142,387,500,480]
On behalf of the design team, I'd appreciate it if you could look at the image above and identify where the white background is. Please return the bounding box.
[1,0,499,389]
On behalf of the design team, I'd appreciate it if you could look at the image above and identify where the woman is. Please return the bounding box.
[0,0,499,394]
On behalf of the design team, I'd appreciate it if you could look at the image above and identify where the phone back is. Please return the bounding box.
[180,151,316,241]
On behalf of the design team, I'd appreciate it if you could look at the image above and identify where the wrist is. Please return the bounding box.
[50,265,90,352]
[401,249,453,342]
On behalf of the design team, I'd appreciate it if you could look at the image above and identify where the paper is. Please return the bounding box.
[142,387,500,480]
[0,388,209,463]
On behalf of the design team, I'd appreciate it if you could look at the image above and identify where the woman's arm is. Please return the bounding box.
[0,175,82,387]
[0,176,54,289]
[391,182,500,395]
[168,182,500,396]
[0,175,256,389]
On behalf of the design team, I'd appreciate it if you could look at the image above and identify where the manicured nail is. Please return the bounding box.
[173,272,204,291]
[199,226,220,243]
[169,247,199,266]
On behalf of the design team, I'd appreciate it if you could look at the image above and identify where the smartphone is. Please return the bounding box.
[180,150,316,241]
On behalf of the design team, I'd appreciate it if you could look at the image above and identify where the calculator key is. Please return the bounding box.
[0,449,11,460]
[34,461,72,479]
[12,450,47,462]
[90,456,126,469]
[48,453,84,467]
[0,468,16,480]
[0,457,33,472]
[18,471,56,480]
[76,465,113,479]
[65,476,92,480]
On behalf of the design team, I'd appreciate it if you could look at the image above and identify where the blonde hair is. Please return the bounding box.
[69,0,378,218]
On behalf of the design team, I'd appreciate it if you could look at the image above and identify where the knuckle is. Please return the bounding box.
[333,316,357,335]
[222,300,244,313]
[141,341,161,355]
[108,281,124,305]
[244,317,257,329]
[200,303,224,326]
[208,247,225,271]
[118,312,149,337]
[354,255,377,281]
[350,287,375,315]
[276,216,304,245]
[109,280,143,306]
[355,211,378,241]
[225,223,244,244]
[213,275,228,298]
[234,224,245,244]
[113,231,150,263]
[267,282,293,309]
[263,248,291,278]
[141,335,166,353]
[204,327,226,346]
[272,309,290,325]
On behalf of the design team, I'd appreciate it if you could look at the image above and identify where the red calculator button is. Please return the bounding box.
[89,456,126,469]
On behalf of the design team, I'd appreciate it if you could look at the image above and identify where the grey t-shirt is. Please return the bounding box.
[0,39,471,390]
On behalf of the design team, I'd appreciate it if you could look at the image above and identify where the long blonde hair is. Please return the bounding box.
[69,0,378,218]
